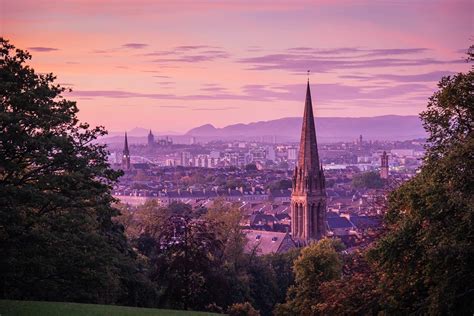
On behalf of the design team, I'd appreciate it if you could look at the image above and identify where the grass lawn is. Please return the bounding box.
[0,300,220,316]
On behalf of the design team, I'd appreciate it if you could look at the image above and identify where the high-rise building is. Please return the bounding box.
[287,147,297,161]
[122,132,130,170]
[180,151,191,166]
[147,130,154,146]
[291,81,327,243]
[380,151,389,179]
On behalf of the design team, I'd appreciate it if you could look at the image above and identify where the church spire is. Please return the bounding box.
[291,80,327,243]
[297,81,320,172]
[122,132,130,170]
[123,132,129,155]
[147,129,155,147]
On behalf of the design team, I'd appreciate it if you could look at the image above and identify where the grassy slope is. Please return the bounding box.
[0,300,220,316]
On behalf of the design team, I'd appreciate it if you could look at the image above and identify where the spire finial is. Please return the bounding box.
[307,69,310,82]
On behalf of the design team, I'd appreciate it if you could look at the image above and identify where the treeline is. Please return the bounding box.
[116,200,298,315]
[1,38,473,315]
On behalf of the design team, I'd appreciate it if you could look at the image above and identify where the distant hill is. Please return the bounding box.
[186,115,426,142]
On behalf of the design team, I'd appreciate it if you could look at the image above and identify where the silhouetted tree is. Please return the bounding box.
[150,215,224,310]
[0,38,150,305]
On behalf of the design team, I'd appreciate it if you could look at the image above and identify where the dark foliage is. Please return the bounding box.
[0,38,151,305]
[351,171,384,189]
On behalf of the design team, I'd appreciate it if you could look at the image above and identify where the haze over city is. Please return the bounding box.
[2,0,472,133]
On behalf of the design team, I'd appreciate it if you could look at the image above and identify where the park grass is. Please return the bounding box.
[0,300,220,316]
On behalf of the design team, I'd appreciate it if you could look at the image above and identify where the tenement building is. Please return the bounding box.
[291,81,327,244]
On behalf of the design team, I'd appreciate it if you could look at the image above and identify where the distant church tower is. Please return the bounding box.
[122,132,130,170]
[148,129,155,146]
[291,81,327,243]
[380,151,389,179]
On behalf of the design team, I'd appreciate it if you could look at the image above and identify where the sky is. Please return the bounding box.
[1,0,472,134]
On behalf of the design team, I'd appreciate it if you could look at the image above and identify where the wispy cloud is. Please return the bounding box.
[27,46,59,52]
[70,81,429,104]
[153,52,229,63]
[192,107,239,111]
[145,45,229,63]
[239,47,461,73]
[340,71,454,82]
[122,42,148,49]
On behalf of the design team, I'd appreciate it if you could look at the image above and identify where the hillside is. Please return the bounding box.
[186,115,426,142]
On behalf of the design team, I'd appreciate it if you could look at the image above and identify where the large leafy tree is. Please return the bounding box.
[0,38,148,304]
[367,49,474,314]
[149,215,224,310]
[275,239,344,315]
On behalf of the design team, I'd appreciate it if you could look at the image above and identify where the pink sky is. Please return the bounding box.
[1,0,472,133]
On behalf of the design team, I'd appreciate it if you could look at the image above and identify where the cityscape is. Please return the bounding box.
[110,82,425,253]
[1,1,472,315]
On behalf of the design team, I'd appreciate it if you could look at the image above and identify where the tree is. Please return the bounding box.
[0,38,148,305]
[275,239,344,315]
[315,251,382,315]
[267,179,292,190]
[204,200,246,264]
[420,60,473,160]
[228,302,260,316]
[367,51,474,314]
[351,171,384,189]
[150,215,224,310]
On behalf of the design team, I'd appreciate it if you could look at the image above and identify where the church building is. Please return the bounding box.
[291,81,327,243]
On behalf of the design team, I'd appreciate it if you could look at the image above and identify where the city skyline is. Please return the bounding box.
[2,0,472,133]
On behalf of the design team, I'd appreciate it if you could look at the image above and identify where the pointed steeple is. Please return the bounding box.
[123,132,129,155]
[147,129,155,146]
[122,132,131,170]
[291,80,327,243]
[297,81,320,172]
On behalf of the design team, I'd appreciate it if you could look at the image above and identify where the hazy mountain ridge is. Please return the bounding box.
[186,115,426,142]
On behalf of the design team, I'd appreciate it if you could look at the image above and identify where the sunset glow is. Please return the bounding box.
[2,0,472,133]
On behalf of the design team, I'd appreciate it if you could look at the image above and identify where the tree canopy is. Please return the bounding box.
[351,171,384,189]
[367,60,474,314]
[0,37,150,305]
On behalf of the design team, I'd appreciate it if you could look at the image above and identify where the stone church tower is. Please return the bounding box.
[291,81,327,243]
[380,150,389,179]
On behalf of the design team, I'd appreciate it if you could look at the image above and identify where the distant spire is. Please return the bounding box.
[147,129,155,146]
[297,81,320,171]
[123,132,129,155]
